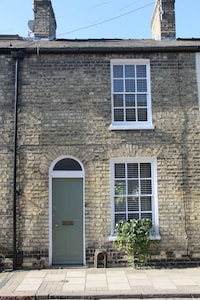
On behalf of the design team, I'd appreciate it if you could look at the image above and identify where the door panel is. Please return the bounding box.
[52,178,83,264]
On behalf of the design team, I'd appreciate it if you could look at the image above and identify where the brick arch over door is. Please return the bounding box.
[49,156,85,266]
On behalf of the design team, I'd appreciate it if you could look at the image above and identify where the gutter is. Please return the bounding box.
[11,49,24,270]
[18,45,200,54]
[1,44,200,55]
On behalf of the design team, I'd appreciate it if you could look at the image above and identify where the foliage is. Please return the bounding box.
[114,219,152,267]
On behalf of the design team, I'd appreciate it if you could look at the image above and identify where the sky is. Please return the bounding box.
[0,0,200,40]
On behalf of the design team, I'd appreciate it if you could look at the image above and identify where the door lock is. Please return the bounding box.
[54,223,59,228]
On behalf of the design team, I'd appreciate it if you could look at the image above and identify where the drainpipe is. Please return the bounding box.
[11,49,24,270]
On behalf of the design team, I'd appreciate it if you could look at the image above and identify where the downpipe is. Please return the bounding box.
[11,50,24,270]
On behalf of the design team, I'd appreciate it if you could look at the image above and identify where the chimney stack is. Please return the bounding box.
[33,0,57,40]
[151,0,176,40]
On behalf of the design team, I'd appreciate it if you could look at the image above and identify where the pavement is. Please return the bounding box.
[0,266,200,299]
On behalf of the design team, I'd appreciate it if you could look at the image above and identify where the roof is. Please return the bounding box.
[1,36,200,54]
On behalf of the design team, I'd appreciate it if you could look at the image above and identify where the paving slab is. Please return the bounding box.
[0,267,200,299]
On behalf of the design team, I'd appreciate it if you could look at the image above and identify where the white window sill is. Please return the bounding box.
[109,234,161,242]
[109,124,155,131]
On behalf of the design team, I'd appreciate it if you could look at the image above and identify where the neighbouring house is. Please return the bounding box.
[1,0,200,268]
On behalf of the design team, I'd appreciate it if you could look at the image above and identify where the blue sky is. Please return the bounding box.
[0,0,200,39]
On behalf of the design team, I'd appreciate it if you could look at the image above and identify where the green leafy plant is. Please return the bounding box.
[114,219,152,267]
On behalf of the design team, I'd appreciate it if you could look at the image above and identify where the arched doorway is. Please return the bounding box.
[49,156,85,265]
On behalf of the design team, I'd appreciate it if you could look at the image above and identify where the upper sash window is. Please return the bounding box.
[110,59,154,130]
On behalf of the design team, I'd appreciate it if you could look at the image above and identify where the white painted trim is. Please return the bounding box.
[111,59,150,64]
[49,174,52,266]
[110,157,159,238]
[151,158,160,238]
[51,171,84,178]
[196,53,200,110]
[109,124,154,130]
[109,234,161,241]
[49,155,85,266]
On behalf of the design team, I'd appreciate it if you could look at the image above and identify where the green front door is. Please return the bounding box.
[52,178,83,264]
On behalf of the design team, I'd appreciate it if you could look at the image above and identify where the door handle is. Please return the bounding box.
[54,223,59,228]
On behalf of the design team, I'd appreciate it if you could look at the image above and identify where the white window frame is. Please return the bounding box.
[110,59,154,130]
[110,157,160,240]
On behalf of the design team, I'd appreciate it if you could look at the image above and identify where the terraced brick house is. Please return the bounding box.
[1,0,200,268]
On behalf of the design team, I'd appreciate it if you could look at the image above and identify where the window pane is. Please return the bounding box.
[115,197,126,212]
[126,108,136,121]
[128,180,139,195]
[127,163,138,178]
[114,79,123,92]
[128,213,139,220]
[141,196,152,211]
[128,196,139,211]
[115,214,126,223]
[136,65,146,78]
[141,180,152,194]
[137,79,147,92]
[137,94,147,106]
[114,109,124,121]
[53,158,82,171]
[138,108,147,121]
[140,163,151,178]
[113,65,123,78]
[125,79,135,92]
[114,94,123,107]
[115,163,125,178]
[125,94,135,107]
[115,180,126,195]
[141,213,152,221]
[125,65,135,77]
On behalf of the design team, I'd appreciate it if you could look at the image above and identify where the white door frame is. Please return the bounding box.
[49,155,85,266]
